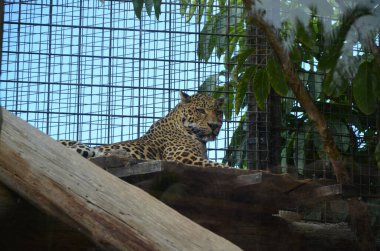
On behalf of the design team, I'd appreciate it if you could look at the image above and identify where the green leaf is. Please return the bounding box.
[319,6,371,94]
[221,84,234,121]
[198,74,219,95]
[234,81,247,115]
[132,0,144,19]
[224,36,239,71]
[145,0,153,17]
[305,72,323,100]
[215,37,227,58]
[228,2,243,27]
[253,69,270,110]
[290,45,302,64]
[353,61,377,115]
[223,113,247,168]
[196,0,206,23]
[295,18,314,50]
[197,17,215,61]
[205,0,214,22]
[267,57,288,96]
[215,11,228,58]
[186,0,199,22]
[218,4,244,60]
[322,70,349,97]
[180,0,190,16]
[210,80,234,121]
[308,11,324,47]
[318,5,371,71]
[375,140,380,169]
[153,0,162,20]
[236,47,256,65]
[372,61,380,98]
[197,4,244,62]
[281,131,295,169]
[235,65,256,114]
[233,47,256,74]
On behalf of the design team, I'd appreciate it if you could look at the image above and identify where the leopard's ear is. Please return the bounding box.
[179,91,191,103]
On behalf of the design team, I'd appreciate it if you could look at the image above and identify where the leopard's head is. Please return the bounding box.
[179,91,224,142]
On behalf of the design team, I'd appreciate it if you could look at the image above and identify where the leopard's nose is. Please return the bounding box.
[208,123,220,131]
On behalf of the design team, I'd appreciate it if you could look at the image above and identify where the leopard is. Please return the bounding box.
[60,91,227,168]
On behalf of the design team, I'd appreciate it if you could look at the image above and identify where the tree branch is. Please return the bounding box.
[241,2,376,249]
[242,0,350,184]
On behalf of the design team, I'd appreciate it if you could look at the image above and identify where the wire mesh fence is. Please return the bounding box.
[0,1,379,205]
[0,0,233,162]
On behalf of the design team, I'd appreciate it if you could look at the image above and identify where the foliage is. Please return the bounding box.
[129,0,380,170]
[222,114,247,168]
[352,59,380,115]
[272,4,380,173]
[132,0,162,20]
[212,1,380,170]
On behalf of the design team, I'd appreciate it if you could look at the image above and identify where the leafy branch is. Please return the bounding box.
[242,1,376,249]
[242,1,371,184]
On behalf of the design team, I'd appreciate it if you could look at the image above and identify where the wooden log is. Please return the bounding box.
[0,108,241,251]
[113,161,358,251]
[92,156,345,208]
[90,156,164,177]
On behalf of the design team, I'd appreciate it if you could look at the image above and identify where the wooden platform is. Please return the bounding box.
[0,108,375,250]
[0,156,360,250]
[90,156,360,251]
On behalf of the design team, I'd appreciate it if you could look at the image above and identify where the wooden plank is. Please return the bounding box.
[314,184,343,197]
[90,156,164,177]
[234,172,263,186]
[0,108,241,251]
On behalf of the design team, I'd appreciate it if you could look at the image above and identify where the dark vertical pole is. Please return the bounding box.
[268,90,281,173]
[168,1,172,110]
[46,0,54,135]
[137,8,143,137]
[268,0,282,173]
[107,1,113,143]
[76,0,83,141]
[15,2,21,116]
[246,10,256,170]
[246,1,281,171]
[246,25,268,170]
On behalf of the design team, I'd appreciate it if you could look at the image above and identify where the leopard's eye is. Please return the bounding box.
[196,108,206,114]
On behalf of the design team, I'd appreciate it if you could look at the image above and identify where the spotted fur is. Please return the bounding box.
[60,91,226,168]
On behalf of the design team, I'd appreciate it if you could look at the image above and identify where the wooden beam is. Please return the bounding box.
[0,108,241,251]
[90,156,164,177]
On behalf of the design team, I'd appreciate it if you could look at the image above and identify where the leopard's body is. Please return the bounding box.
[60,91,226,168]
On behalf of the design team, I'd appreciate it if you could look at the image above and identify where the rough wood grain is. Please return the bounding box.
[106,159,359,250]
[0,108,241,251]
